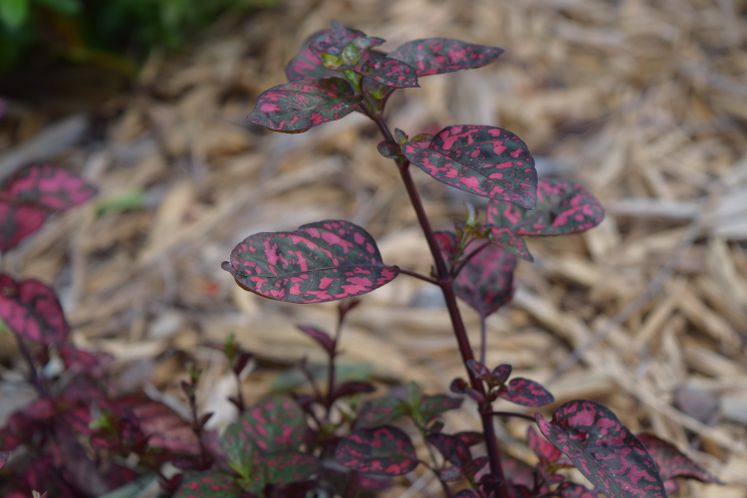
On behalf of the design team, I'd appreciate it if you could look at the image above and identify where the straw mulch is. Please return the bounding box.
[1,0,746,496]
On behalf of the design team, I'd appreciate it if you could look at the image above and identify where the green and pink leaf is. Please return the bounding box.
[0,274,69,345]
[487,178,604,236]
[248,79,358,133]
[536,400,666,497]
[334,426,418,476]
[223,220,399,304]
[637,433,720,493]
[389,38,503,76]
[497,377,554,407]
[402,125,537,208]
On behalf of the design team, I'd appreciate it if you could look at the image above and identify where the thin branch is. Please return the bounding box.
[492,411,536,423]
[399,267,439,285]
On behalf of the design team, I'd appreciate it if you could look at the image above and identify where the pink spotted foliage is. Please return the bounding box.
[487,178,604,237]
[497,378,554,408]
[247,78,358,133]
[334,426,418,476]
[223,220,398,303]
[0,163,96,252]
[224,397,306,454]
[0,274,69,345]
[637,433,720,494]
[174,472,249,498]
[536,400,667,497]
[436,232,518,318]
[389,38,503,76]
[213,396,318,495]
[402,125,537,209]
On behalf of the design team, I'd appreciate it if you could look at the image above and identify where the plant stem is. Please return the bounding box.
[325,312,345,422]
[369,113,510,498]
[480,317,487,365]
[399,267,439,285]
[492,411,536,423]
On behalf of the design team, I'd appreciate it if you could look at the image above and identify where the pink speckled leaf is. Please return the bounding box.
[426,432,472,466]
[174,472,245,498]
[487,178,604,236]
[498,377,554,407]
[225,397,305,454]
[436,233,518,318]
[264,452,319,485]
[419,394,463,424]
[0,274,69,345]
[402,125,537,208]
[114,394,201,456]
[223,220,399,304]
[356,397,407,429]
[2,163,97,212]
[0,450,6,469]
[637,433,720,492]
[489,225,532,262]
[248,78,358,133]
[536,400,666,497]
[389,38,503,76]
[557,482,596,498]
[0,200,47,252]
[358,51,418,88]
[285,22,381,81]
[334,426,418,476]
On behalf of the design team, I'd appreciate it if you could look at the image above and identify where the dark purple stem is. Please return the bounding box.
[399,267,439,285]
[14,336,49,398]
[368,113,510,498]
[480,317,487,365]
[492,411,536,423]
[324,312,345,422]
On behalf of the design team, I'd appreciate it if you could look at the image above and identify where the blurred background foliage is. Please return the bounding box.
[0,0,276,74]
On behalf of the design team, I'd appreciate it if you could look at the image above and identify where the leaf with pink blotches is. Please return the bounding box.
[248,78,358,133]
[0,274,69,345]
[356,397,407,429]
[389,38,503,76]
[487,178,604,237]
[223,220,399,304]
[403,125,537,208]
[489,225,532,262]
[0,164,96,252]
[264,452,319,485]
[0,450,7,469]
[2,163,97,212]
[419,394,463,424]
[114,394,201,456]
[426,432,472,466]
[174,472,247,498]
[334,426,418,476]
[225,397,305,455]
[536,400,666,498]
[285,22,382,81]
[497,377,554,407]
[556,482,596,498]
[357,51,418,88]
[637,432,720,492]
[0,200,47,252]
[436,232,518,318]
[58,344,109,372]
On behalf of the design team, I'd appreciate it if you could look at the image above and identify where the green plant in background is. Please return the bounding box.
[0,0,276,73]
